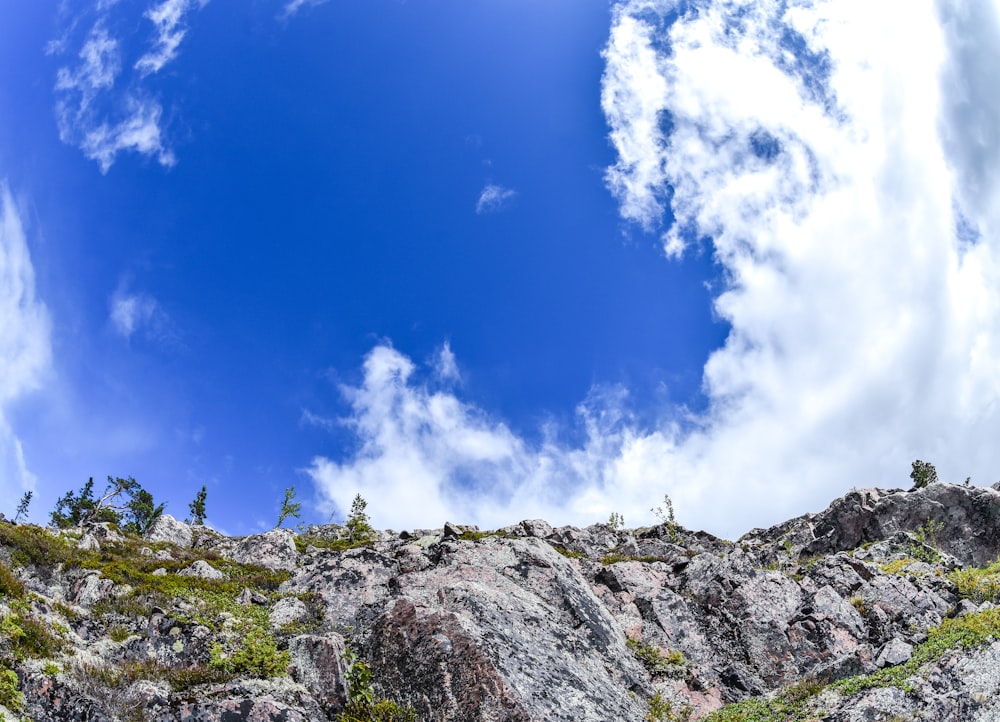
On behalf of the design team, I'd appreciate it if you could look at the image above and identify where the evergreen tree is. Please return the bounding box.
[188,485,208,525]
[345,494,375,544]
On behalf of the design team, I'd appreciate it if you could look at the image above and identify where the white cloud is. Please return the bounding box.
[433,341,461,383]
[109,284,174,343]
[476,184,518,214]
[312,0,1000,540]
[281,0,330,19]
[0,183,52,510]
[135,0,210,76]
[52,0,207,171]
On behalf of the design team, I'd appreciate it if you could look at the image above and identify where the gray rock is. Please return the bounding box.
[228,528,298,571]
[145,514,193,548]
[69,573,115,607]
[269,596,309,628]
[178,560,224,579]
[519,519,553,538]
[289,634,348,714]
[76,534,100,551]
[875,638,914,667]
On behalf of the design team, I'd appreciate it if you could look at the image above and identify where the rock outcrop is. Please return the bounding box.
[1,483,1000,721]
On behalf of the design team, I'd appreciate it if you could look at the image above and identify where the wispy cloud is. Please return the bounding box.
[476,184,518,214]
[135,0,210,76]
[281,0,330,19]
[432,341,461,383]
[311,1,1000,539]
[0,182,52,510]
[109,284,174,344]
[52,0,208,171]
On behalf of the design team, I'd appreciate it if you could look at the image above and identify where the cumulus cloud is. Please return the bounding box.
[0,183,52,510]
[476,184,518,214]
[52,0,207,171]
[310,0,1000,539]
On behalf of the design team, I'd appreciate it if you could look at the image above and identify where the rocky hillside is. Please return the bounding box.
[2,482,1000,721]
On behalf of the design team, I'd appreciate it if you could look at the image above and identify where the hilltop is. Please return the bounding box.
[2,482,1000,721]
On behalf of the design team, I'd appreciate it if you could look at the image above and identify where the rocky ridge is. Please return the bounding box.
[1,482,1000,721]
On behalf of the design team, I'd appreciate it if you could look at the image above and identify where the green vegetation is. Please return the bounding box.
[187,485,208,526]
[627,638,685,676]
[651,494,679,543]
[880,557,920,576]
[0,517,295,717]
[50,476,164,534]
[345,494,376,544]
[910,459,938,490]
[704,678,825,722]
[911,519,945,563]
[0,563,24,600]
[12,492,32,524]
[337,648,418,722]
[705,604,1000,721]
[645,691,692,722]
[607,511,625,531]
[276,486,302,529]
[210,626,290,678]
[0,668,22,712]
[551,544,588,560]
[949,559,1000,604]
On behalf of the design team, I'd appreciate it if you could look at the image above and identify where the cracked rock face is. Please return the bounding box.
[3,483,1000,721]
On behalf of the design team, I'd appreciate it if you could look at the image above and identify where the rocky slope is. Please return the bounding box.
[2,482,1000,721]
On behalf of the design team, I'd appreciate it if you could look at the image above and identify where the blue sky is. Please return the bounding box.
[3,0,1000,538]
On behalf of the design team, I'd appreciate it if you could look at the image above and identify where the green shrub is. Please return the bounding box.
[627,638,685,676]
[0,668,22,712]
[0,564,24,600]
[645,691,692,722]
[950,559,1000,604]
[210,627,289,678]
[338,649,418,722]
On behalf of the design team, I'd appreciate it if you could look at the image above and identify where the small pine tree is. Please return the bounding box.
[910,460,938,490]
[188,485,208,525]
[607,511,625,531]
[123,488,165,536]
[276,486,302,529]
[13,491,32,523]
[345,494,375,544]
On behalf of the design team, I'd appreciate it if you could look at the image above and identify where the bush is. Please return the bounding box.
[338,649,418,722]
[210,628,289,678]
[910,460,938,490]
[0,668,22,712]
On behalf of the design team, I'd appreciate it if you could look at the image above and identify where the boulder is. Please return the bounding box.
[178,560,224,580]
[144,514,193,548]
[228,528,298,571]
